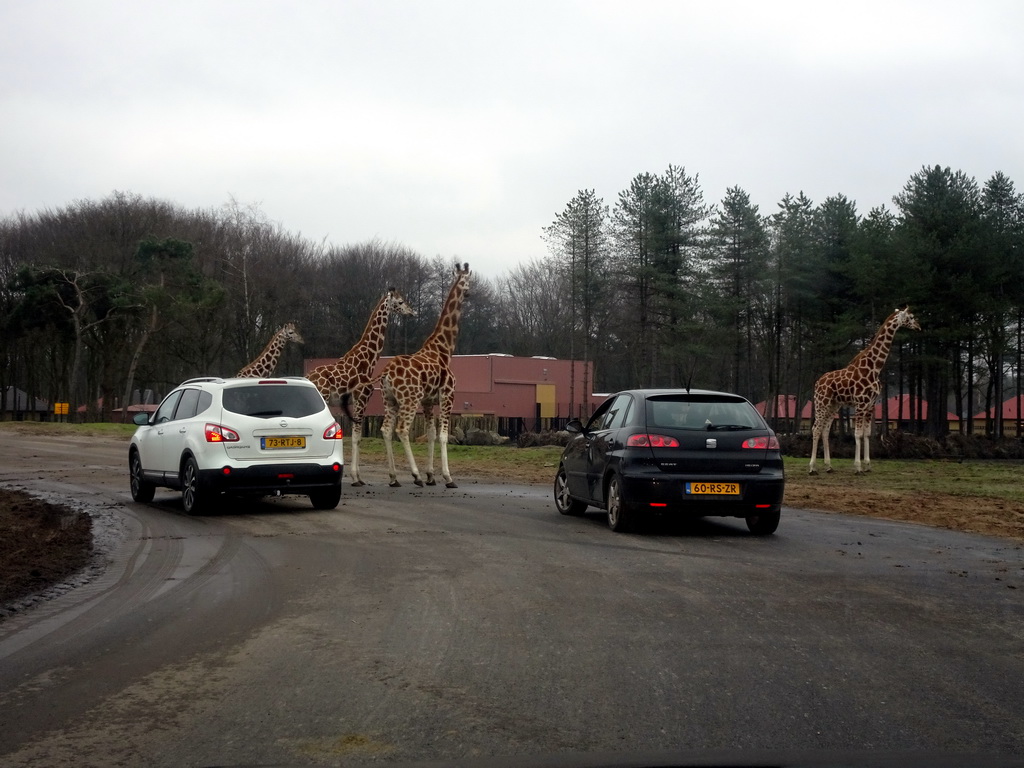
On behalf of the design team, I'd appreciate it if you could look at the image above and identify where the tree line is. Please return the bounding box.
[2,164,1023,437]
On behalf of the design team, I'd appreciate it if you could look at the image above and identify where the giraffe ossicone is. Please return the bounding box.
[808,307,921,475]
[235,322,304,378]
[306,288,415,486]
[378,262,470,489]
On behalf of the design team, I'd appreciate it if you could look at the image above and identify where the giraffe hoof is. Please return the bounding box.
[808,469,818,476]
[445,482,458,489]
[425,479,437,487]
[825,467,833,474]
[351,480,366,487]
[413,479,425,487]
[389,480,401,488]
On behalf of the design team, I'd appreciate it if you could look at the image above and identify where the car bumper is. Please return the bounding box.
[619,471,784,517]
[197,462,344,493]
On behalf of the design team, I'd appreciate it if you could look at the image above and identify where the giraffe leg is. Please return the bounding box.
[349,417,365,486]
[852,421,863,474]
[423,404,437,486]
[397,403,424,487]
[809,421,821,475]
[854,411,873,474]
[862,423,872,472]
[821,416,836,473]
[347,385,373,487]
[380,393,401,487]
[438,392,456,488]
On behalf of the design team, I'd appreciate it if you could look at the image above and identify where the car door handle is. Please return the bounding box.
[178,427,187,434]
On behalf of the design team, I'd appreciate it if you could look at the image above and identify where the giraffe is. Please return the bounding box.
[306,288,415,486]
[235,322,304,378]
[378,263,470,488]
[808,307,921,475]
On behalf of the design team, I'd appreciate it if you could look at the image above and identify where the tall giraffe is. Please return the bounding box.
[809,307,921,475]
[306,288,415,486]
[235,322,304,378]
[378,263,470,488]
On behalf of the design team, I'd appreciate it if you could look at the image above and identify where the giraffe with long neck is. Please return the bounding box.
[306,288,415,486]
[809,307,921,475]
[235,322,304,378]
[378,263,470,488]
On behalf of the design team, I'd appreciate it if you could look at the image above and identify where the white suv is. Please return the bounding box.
[129,377,344,513]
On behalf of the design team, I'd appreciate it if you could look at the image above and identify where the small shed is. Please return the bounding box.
[1,387,49,421]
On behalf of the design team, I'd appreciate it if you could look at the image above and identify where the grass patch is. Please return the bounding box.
[354,438,563,485]
[0,421,138,439]
[784,456,1024,505]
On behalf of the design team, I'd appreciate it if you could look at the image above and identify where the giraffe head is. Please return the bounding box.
[387,287,416,317]
[453,262,471,293]
[280,322,304,345]
[894,307,921,332]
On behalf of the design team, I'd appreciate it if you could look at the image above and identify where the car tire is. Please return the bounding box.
[606,473,633,532]
[309,484,342,510]
[746,509,780,535]
[554,466,587,516]
[129,449,156,503]
[181,457,208,515]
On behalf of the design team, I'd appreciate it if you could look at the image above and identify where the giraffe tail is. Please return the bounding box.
[340,392,355,422]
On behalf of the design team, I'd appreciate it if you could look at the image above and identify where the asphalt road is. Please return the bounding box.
[0,434,1022,767]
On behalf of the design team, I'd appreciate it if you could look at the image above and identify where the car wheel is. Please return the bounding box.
[606,474,633,532]
[554,466,587,516]
[746,509,780,535]
[181,457,207,515]
[129,449,155,503]
[309,484,342,510]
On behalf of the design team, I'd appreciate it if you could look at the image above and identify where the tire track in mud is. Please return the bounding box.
[0,464,281,756]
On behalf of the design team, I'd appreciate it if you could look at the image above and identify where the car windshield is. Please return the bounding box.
[221,384,325,419]
[646,395,763,431]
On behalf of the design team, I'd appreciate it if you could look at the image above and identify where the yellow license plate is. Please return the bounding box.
[262,436,306,449]
[687,482,740,495]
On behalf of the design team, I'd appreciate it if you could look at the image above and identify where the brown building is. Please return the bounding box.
[303,354,596,436]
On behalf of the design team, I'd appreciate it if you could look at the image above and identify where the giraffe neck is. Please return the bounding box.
[851,312,900,376]
[261,345,283,373]
[251,331,288,375]
[341,292,393,362]
[421,278,468,359]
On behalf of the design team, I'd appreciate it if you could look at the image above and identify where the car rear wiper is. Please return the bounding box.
[705,424,754,431]
[249,410,284,417]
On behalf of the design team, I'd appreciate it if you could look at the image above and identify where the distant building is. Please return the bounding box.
[1,387,49,421]
[304,354,596,436]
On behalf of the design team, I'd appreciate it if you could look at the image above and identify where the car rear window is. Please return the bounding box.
[221,384,325,419]
[646,395,764,431]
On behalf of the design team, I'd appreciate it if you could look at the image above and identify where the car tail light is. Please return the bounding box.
[323,422,344,440]
[742,436,780,450]
[627,434,680,448]
[205,423,240,442]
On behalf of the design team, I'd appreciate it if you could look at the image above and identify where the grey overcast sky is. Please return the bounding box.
[2,1,1022,278]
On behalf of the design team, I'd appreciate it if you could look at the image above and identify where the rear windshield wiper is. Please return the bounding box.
[705,424,753,431]
[248,410,284,417]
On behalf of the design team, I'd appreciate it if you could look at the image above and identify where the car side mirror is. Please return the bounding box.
[132,412,151,426]
[565,419,584,434]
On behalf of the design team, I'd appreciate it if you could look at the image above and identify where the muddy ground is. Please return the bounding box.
[0,488,93,606]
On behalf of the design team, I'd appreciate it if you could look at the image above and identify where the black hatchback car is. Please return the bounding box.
[554,389,785,534]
